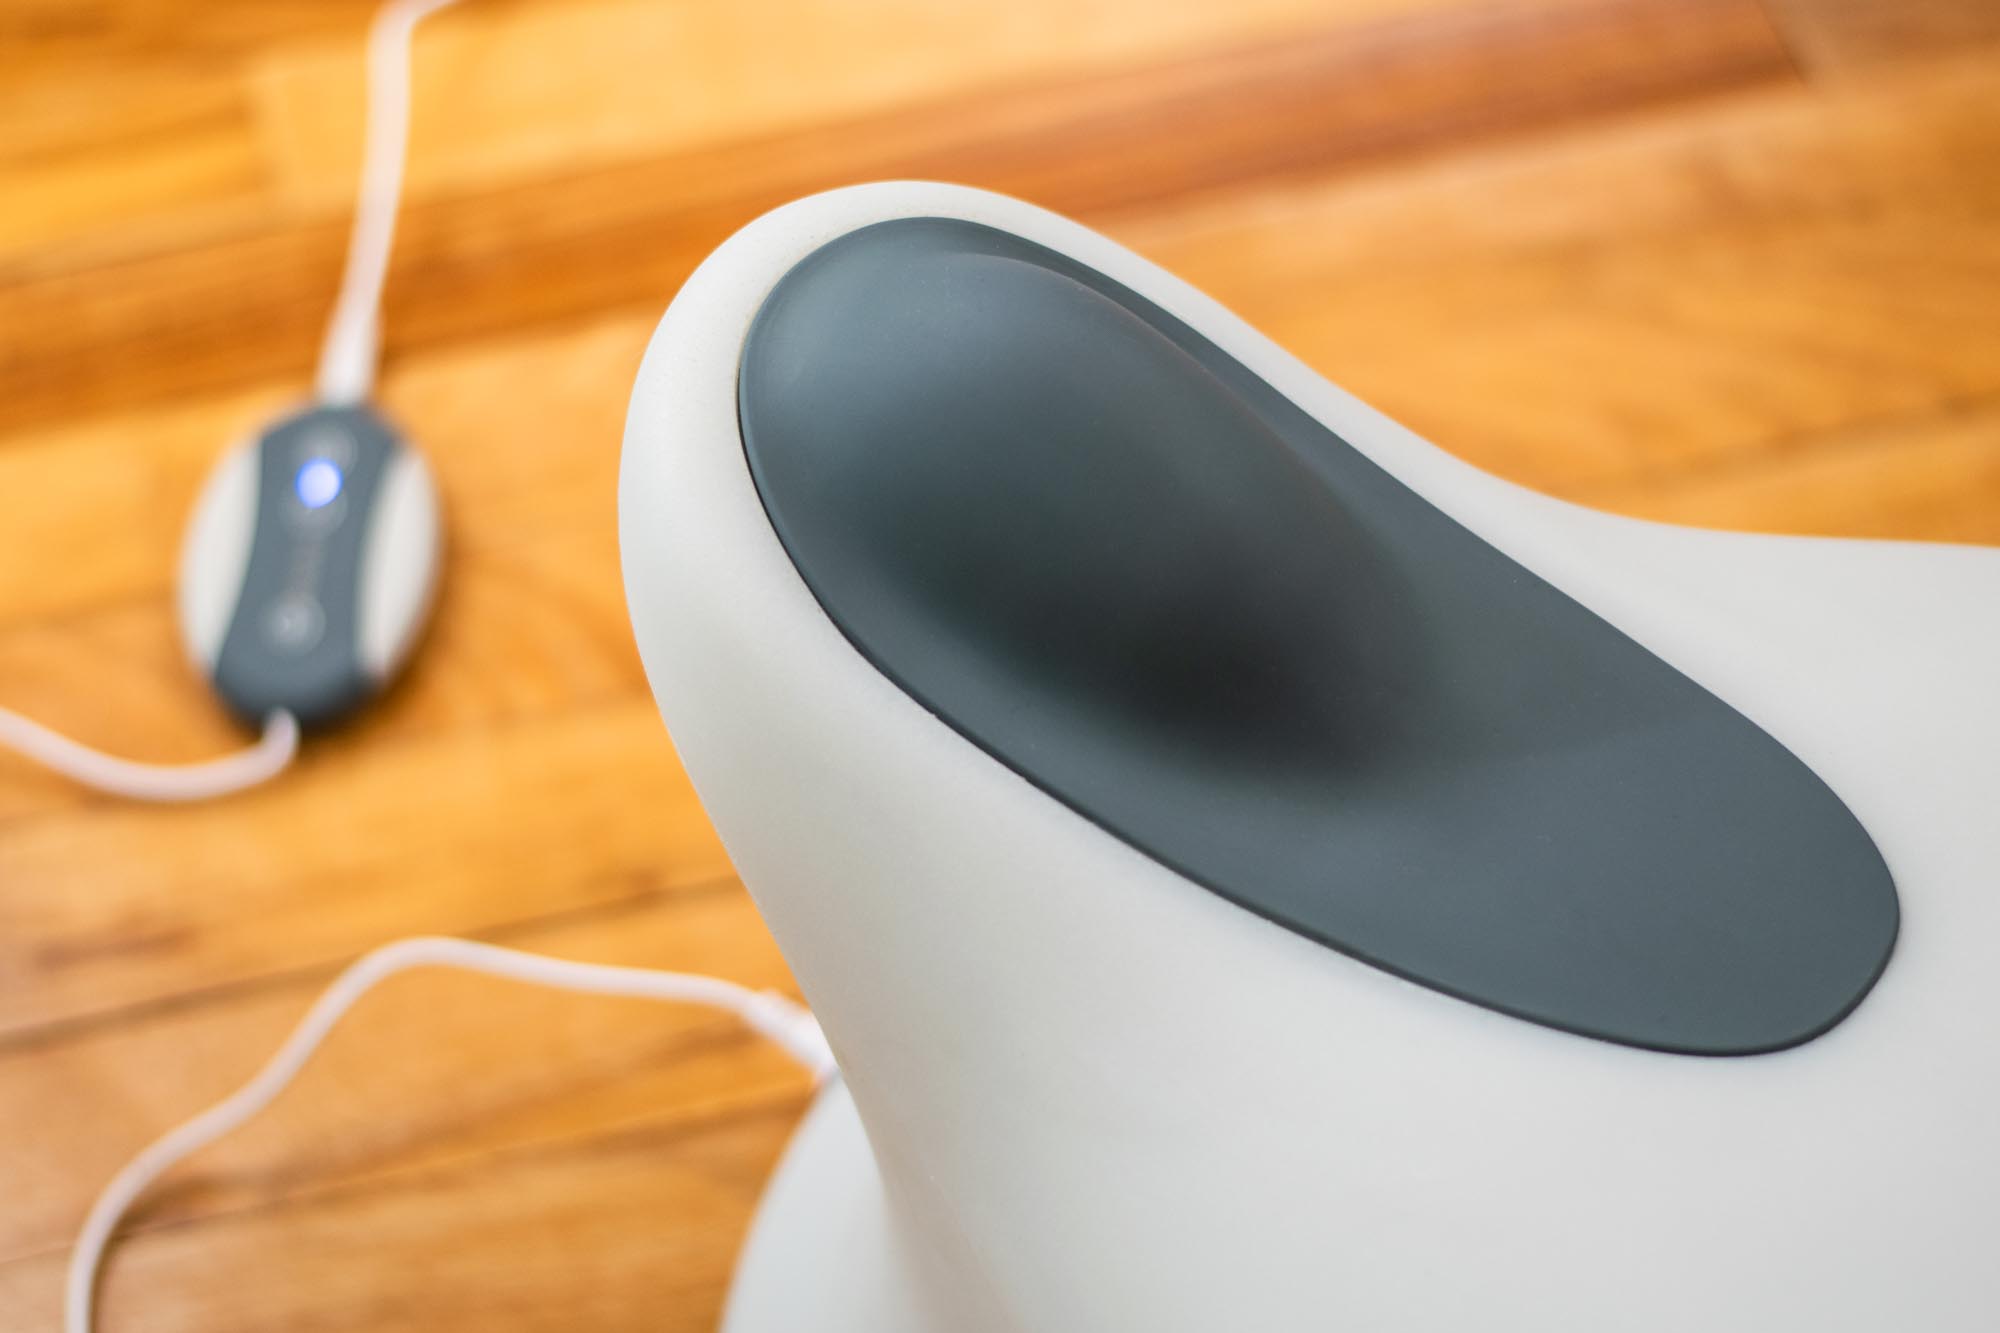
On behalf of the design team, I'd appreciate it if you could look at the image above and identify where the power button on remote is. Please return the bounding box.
[263,594,325,654]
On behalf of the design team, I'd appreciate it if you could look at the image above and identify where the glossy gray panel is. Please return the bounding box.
[736,218,1898,1055]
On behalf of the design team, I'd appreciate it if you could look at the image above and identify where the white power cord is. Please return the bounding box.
[2,0,461,801]
[43,6,825,1327]
[0,708,299,803]
[65,935,836,1333]
[317,0,463,404]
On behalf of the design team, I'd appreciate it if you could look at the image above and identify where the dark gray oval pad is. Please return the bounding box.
[210,403,397,729]
[736,218,1898,1055]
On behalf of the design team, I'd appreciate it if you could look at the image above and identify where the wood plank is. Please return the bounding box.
[0,0,378,67]
[1764,0,2000,75]
[0,887,801,1266]
[0,71,266,259]
[1243,212,2000,492]
[0,0,1371,267]
[1585,397,2000,541]
[1119,57,2000,493]
[250,0,1379,208]
[0,698,730,1037]
[0,0,1793,436]
[0,1093,806,1333]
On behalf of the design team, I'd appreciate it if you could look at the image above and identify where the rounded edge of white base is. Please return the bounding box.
[721,1080,926,1333]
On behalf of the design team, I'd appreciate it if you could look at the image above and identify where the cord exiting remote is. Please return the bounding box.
[0,708,299,803]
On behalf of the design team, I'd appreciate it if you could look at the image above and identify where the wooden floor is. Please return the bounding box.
[2,0,1996,1327]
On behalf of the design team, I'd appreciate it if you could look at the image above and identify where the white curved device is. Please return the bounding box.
[620,182,2000,1331]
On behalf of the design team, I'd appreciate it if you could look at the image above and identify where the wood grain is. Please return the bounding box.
[0,888,802,1263]
[0,0,1994,1328]
[1765,0,2000,73]
[0,0,1792,434]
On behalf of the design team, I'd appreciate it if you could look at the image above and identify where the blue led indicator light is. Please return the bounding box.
[295,458,344,510]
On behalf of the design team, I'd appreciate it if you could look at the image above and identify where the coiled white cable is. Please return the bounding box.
[65,935,836,1333]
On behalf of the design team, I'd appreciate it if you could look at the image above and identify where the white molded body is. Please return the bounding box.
[620,183,2000,1332]
[356,448,441,679]
[178,435,261,672]
[721,1081,922,1333]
